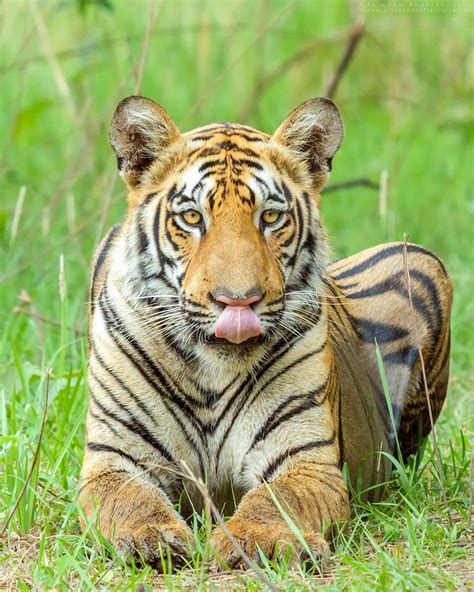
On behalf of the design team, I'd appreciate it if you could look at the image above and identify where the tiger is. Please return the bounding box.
[79,95,453,568]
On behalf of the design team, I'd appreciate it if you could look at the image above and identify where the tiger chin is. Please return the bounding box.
[79,95,453,569]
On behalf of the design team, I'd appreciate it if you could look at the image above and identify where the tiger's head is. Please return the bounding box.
[109,96,343,364]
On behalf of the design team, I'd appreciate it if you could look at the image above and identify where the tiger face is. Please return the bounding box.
[109,96,343,362]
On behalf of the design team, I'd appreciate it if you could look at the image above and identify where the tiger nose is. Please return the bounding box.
[211,289,263,307]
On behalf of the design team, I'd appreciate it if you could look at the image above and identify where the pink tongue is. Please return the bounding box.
[215,305,261,344]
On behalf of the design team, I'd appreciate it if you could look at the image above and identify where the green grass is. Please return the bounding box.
[0,0,472,589]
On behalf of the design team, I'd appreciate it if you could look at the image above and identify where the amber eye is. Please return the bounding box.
[180,209,203,226]
[261,209,283,226]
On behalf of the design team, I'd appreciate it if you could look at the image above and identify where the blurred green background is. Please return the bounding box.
[1,1,473,589]
[1,0,472,375]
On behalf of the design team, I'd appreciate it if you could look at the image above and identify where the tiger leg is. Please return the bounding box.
[79,450,193,568]
[211,461,349,567]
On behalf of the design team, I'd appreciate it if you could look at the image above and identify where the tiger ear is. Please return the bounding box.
[272,97,344,188]
[109,96,180,190]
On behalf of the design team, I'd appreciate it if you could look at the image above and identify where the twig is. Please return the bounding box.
[0,369,51,539]
[322,177,379,194]
[16,290,45,353]
[237,25,354,122]
[402,235,452,526]
[180,461,280,591]
[13,307,85,337]
[325,18,365,99]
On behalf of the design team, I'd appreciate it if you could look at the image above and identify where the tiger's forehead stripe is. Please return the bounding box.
[168,125,288,212]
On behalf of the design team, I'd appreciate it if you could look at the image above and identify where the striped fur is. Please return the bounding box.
[79,96,452,567]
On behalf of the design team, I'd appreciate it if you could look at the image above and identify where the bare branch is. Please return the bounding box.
[237,25,354,122]
[325,18,365,99]
[14,307,85,337]
[322,177,379,194]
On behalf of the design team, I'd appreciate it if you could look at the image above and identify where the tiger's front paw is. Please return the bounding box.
[210,519,329,569]
[115,521,194,569]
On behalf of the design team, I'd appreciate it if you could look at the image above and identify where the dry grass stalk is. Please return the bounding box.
[468,450,473,530]
[0,369,51,539]
[180,461,280,592]
[58,254,65,302]
[402,234,452,526]
[379,169,388,221]
[9,185,26,248]
[29,0,81,135]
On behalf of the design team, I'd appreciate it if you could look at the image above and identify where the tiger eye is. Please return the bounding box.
[261,209,282,225]
[181,209,203,226]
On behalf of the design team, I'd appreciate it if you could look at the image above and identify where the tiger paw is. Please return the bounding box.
[210,519,329,569]
[115,522,194,569]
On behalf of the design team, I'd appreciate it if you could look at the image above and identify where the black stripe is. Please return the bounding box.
[294,199,305,258]
[89,409,120,437]
[98,292,207,453]
[86,442,173,497]
[383,346,419,367]
[92,343,162,423]
[427,329,451,388]
[248,377,330,451]
[90,371,175,463]
[333,244,447,280]
[214,337,326,465]
[87,442,144,466]
[153,198,165,270]
[141,192,158,207]
[91,224,121,311]
[354,317,409,344]
[78,468,128,496]
[231,132,265,143]
[206,335,298,437]
[344,271,435,329]
[337,381,344,469]
[261,434,336,482]
[232,158,263,170]
[198,158,226,172]
[137,213,149,255]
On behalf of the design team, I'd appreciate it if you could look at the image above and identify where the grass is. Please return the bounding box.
[0,0,473,589]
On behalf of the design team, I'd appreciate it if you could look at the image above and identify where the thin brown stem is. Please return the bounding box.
[402,234,452,526]
[468,449,473,529]
[14,307,85,337]
[325,18,365,99]
[0,369,51,539]
[237,25,354,122]
[180,461,280,591]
